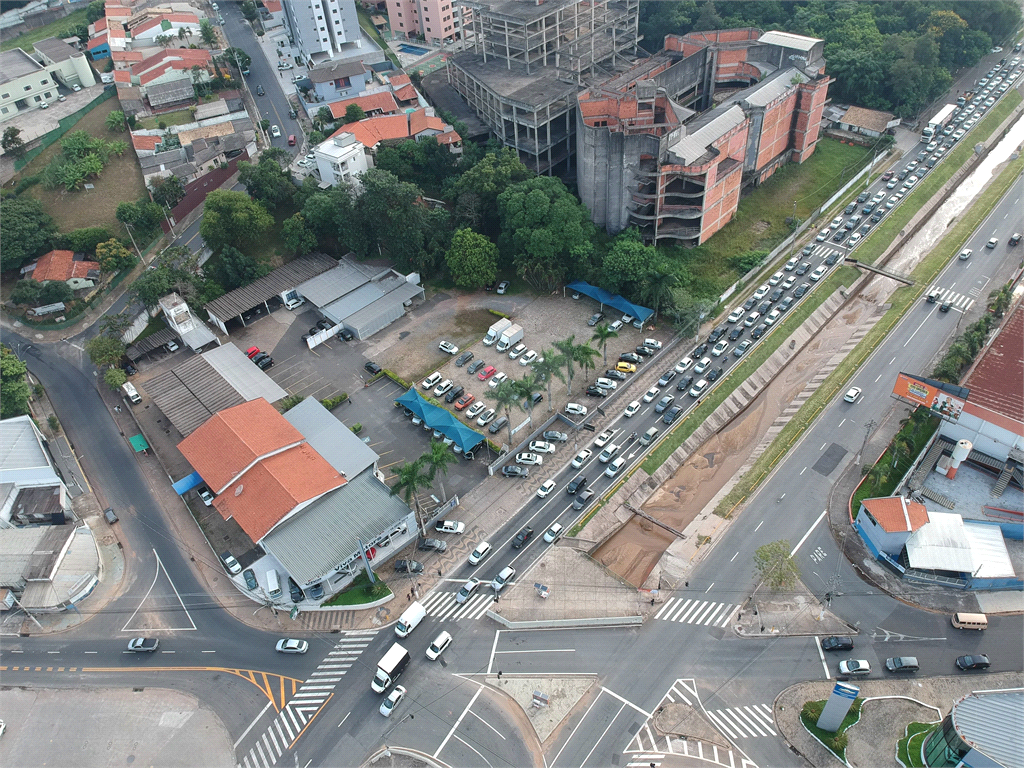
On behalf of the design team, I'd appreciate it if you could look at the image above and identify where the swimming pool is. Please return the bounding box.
[398,43,430,56]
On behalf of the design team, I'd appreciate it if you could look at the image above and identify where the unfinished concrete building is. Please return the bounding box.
[576,29,832,245]
[447,0,641,175]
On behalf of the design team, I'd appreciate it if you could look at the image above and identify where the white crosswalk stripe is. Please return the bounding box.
[420,590,494,620]
[928,284,975,311]
[654,597,738,628]
[236,632,377,768]
[706,704,777,739]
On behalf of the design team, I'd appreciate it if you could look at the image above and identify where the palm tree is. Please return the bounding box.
[642,271,678,323]
[390,458,433,535]
[574,343,600,382]
[422,440,458,501]
[590,323,618,364]
[514,371,545,424]
[891,434,916,470]
[532,349,565,411]
[864,460,889,490]
[486,378,521,446]
[553,335,578,395]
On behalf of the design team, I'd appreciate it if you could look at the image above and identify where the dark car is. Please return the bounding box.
[663,405,684,424]
[585,385,607,397]
[123,363,138,376]
[658,370,676,387]
[288,578,305,603]
[956,654,991,670]
[692,343,709,358]
[484,281,496,291]
[364,361,382,375]
[444,385,465,403]
[588,312,605,326]
[566,475,587,494]
[825,252,841,266]
[940,300,951,313]
[861,202,876,214]
[729,327,745,342]
[543,430,568,442]
[501,465,529,478]
[309,582,324,600]
[779,296,795,312]
[530,392,543,405]
[856,191,870,203]
[794,283,810,298]
[316,318,333,331]
[870,211,884,223]
[859,224,872,235]
[833,229,848,243]
[243,569,258,590]
[417,537,449,551]
[743,297,757,311]
[572,488,595,510]
[795,262,811,275]
[750,324,768,340]
[337,328,354,341]
[455,351,474,367]
[634,345,654,357]
[707,366,724,382]
[676,375,694,392]
[467,359,486,375]
[512,527,534,549]
[821,636,854,652]
[604,369,627,381]
[882,170,894,180]
[801,244,815,257]
[394,559,424,573]
[104,507,118,524]
[844,203,857,215]
[757,301,771,315]
[707,326,727,343]
[253,352,274,370]
[256,84,265,96]
[619,352,643,365]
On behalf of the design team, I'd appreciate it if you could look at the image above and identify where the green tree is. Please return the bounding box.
[0,346,31,419]
[104,367,128,391]
[38,281,74,305]
[56,227,114,254]
[199,189,274,254]
[446,148,533,239]
[422,439,459,500]
[132,264,174,307]
[573,342,600,382]
[85,335,126,369]
[532,349,565,411]
[349,169,434,271]
[513,371,545,425]
[602,228,656,298]
[211,246,269,291]
[0,194,56,271]
[485,378,521,446]
[553,335,580,395]
[96,238,136,272]
[590,323,618,364]
[752,540,800,591]
[282,213,317,255]
[641,270,678,322]
[99,310,132,339]
[344,104,366,123]
[237,152,296,209]
[390,458,434,535]
[2,127,26,157]
[87,1,106,24]
[199,19,217,46]
[316,106,334,127]
[222,47,252,71]
[240,1,258,22]
[10,280,43,306]
[149,175,186,209]
[444,228,497,289]
[154,34,173,47]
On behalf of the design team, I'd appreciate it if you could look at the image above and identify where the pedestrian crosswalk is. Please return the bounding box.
[238,631,377,768]
[706,704,777,739]
[654,597,739,628]
[926,284,975,311]
[419,589,494,621]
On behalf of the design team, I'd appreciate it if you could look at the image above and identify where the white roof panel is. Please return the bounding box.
[667,105,746,166]
[203,344,287,403]
[0,416,59,487]
[283,398,378,479]
[962,521,1015,579]
[904,511,974,572]
[952,690,1024,768]
[758,30,819,52]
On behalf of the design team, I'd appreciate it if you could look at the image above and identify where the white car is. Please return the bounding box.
[623,401,641,418]
[488,372,507,389]
[809,265,828,282]
[643,338,662,351]
[276,638,308,654]
[198,487,215,506]
[830,216,844,229]
[595,377,617,390]
[838,659,871,676]
[689,379,708,398]
[491,565,515,592]
[456,577,481,604]
[594,429,615,447]
[816,228,830,242]
[438,340,459,355]
[516,452,543,465]
[270,124,281,138]
[465,402,486,419]
[425,630,452,660]
[753,284,770,300]
[543,523,563,542]
[536,480,556,498]
[844,386,862,403]
[958,249,972,260]
[468,541,491,565]
[785,257,799,271]
[727,307,744,323]
[476,408,496,426]
[435,520,466,534]
[297,158,314,168]
[693,357,712,374]
[598,444,619,463]
[674,359,694,376]
[768,271,784,286]
[422,372,442,390]
[380,685,407,717]
[642,387,661,403]
[508,343,527,360]
[604,457,626,478]
[711,341,729,357]
[765,309,781,326]
[519,350,538,366]
[848,233,861,247]
[744,312,760,328]
[529,440,556,454]
[571,449,592,469]
[433,379,453,397]
[565,402,588,417]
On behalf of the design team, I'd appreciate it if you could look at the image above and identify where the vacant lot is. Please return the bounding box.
[16,99,146,236]
[1,8,89,52]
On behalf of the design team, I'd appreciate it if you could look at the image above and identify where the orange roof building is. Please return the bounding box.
[859,497,930,533]
[328,108,461,151]
[29,250,101,285]
[328,91,400,121]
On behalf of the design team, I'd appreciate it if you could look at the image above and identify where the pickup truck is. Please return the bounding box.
[434,520,466,534]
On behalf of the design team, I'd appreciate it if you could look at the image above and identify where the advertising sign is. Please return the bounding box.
[892,373,967,423]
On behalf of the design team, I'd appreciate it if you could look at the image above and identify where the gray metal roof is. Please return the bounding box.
[205,253,337,322]
[952,690,1024,768]
[283,398,378,479]
[0,526,49,587]
[141,345,285,437]
[667,105,746,166]
[261,471,412,585]
[295,260,375,307]
[34,37,77,63]
[0,49,44,86]
[146,78,196,107]
[741,67,808,108]
[308,59,367,83]
[343,281,422,330]
[904,511,974,573]
[0,416,58,488]
[322,280,385,321]
[125,327,177,361]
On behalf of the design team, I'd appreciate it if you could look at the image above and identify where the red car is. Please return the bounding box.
[246,346,261,359]
[882,170,894,181]
[454,393,476,411]
[478,366,496,381]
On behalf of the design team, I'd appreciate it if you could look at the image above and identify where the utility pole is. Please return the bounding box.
[857,419,876,464]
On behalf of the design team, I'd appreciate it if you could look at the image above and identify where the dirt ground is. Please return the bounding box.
[17,98,146,235]
[592,297,872,587]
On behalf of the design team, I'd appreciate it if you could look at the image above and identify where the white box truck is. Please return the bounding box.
[483,317,512,346]
[371,642,410,692]
[495,323,524,352]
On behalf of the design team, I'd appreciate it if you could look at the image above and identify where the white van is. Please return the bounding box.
[395,601,426,637]
[266,569,282,600]
[122,381,142,404]
[951,612,987,630]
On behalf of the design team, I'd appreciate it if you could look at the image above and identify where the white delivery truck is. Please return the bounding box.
[371,642,410,692]
[483,317,512,346]
[495,323,524,352]
[122,382,142,404]
[394,601,426,637]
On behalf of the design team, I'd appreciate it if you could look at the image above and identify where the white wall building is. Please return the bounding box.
[314,131,372,187]
[0,48,59,122]
[282,0,363,66]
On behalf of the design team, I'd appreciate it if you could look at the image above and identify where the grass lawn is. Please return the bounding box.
[14,99,146,237]
[137,108,196,129]
[897,722,938,768]
[323,570,392,606]
[356,7,400,67]
[1,8,89,52]
[852,410,940,512]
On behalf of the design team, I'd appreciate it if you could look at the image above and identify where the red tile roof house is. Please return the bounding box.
[130,48,212,93]
[24,250,101,290]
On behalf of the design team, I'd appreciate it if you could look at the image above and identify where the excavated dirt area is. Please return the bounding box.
[593,298,875,587]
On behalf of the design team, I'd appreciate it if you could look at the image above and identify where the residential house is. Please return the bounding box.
[836,106,898,139]
[319,107,460,170]
[307,59,371,103]
[25,250,101,290]
[130,48,212,97]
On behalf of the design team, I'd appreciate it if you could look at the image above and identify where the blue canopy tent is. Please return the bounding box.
[566,281,654,323]
[394,388,486,454]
